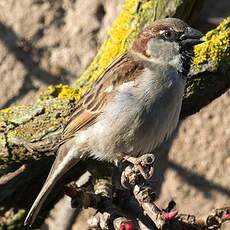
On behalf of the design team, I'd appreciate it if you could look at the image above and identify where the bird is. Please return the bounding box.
[24,18,203,226]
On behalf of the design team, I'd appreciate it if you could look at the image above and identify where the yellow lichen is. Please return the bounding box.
[193,17,230,70]
[40,84,80,101]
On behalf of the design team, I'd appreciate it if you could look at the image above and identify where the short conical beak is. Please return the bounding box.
[180,27,204,46]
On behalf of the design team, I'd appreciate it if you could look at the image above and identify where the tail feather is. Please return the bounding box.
[24,174,58,226]
[24,141,80,226]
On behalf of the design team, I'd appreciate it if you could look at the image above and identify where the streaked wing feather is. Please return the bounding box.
[62,51,144,141]
[62,110,98,140]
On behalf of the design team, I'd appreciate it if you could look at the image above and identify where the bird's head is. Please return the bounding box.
[131,18,203,75]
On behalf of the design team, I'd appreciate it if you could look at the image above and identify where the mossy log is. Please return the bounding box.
[0,0,229,228]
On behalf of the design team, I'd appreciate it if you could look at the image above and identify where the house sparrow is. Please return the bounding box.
[25,18,203,226]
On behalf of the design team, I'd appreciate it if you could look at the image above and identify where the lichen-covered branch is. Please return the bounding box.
[0,0,229,228]
[181,17,230,117]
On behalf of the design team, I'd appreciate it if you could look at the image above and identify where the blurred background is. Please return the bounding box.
[0,0,229,229]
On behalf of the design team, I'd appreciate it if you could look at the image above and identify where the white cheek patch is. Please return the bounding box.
[146,38,182,70]
[147,39,165,59]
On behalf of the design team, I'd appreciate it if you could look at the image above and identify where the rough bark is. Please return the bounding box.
[0,0,229,228]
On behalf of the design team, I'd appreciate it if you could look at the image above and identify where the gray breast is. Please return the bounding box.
[133,94,183,155]
[125,67,186,156]
[83,66,185,161]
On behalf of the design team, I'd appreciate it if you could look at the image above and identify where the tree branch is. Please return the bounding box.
[64,155,230,229]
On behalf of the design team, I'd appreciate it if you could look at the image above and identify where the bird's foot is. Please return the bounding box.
[124,154,155,180]
[121,154,155,187]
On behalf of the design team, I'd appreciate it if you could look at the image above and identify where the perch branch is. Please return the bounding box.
[64,154,230,229]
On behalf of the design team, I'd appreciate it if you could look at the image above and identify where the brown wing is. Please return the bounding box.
[62,51,144,141]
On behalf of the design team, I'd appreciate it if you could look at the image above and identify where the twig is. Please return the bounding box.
[120,154,230,230]
[64,172,138,229]
[0,164,27,185]
[64,154,230,230]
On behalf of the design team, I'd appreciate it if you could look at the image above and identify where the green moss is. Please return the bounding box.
[192,17,230,72]
[0,133,9,161]
[7,99,71,143]
[0,133,6,148]
[0,208,25,230]
[0,97,75,162]
[7,209,25,230]
[0,104,44,126]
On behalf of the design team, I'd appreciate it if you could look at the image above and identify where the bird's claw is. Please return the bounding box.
[121,154,155,188]
[125,154,155,179]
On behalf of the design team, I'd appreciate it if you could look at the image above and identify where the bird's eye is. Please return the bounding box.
[161,30,177,41]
